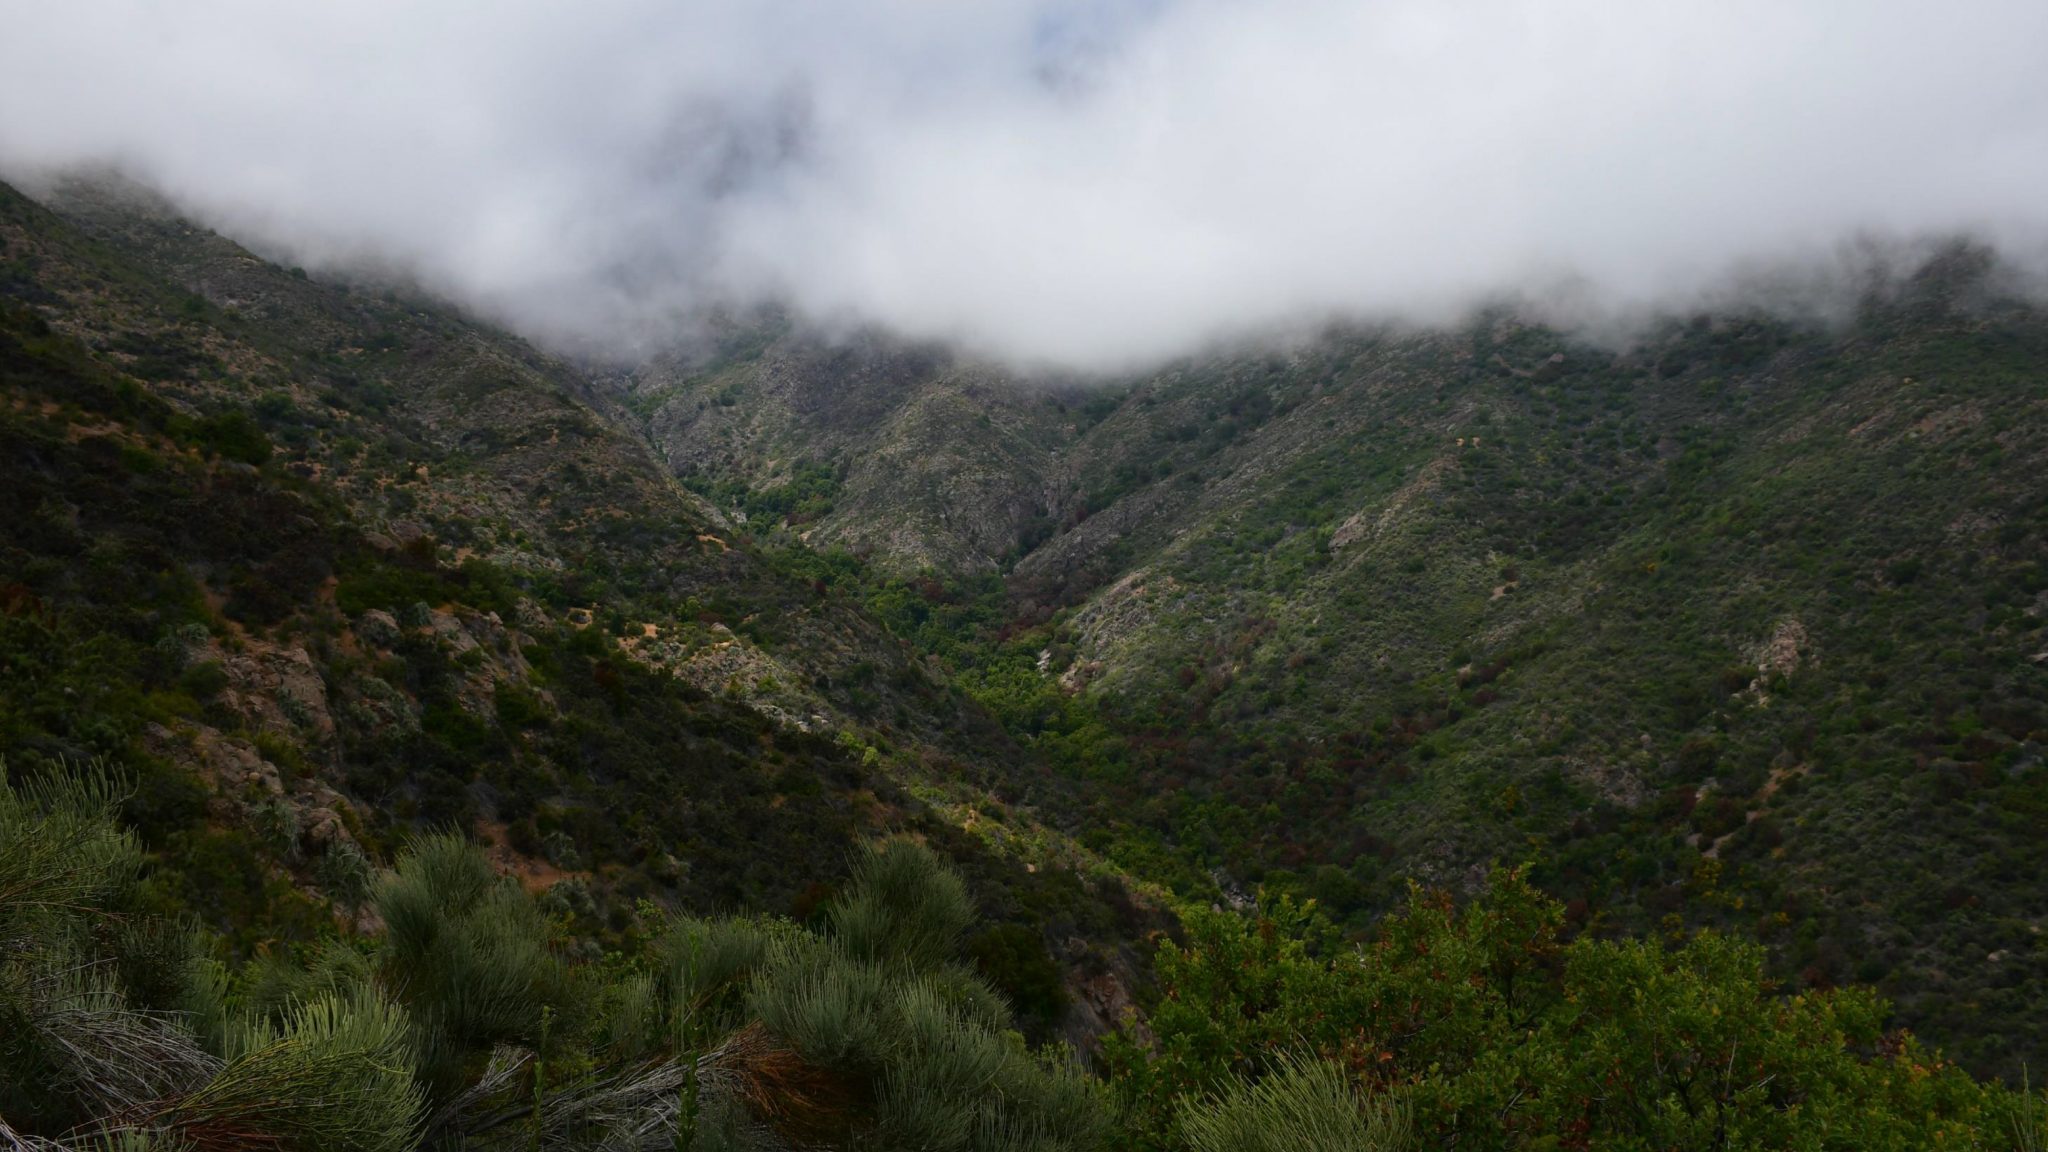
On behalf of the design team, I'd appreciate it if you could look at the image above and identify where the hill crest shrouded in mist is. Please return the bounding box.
[4,1,2048,369]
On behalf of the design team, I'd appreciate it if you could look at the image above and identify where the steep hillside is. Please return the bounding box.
[7,170,2046,1079]
[0,179,1160,1044]
[623,254,2048,1077]
[22,179,1022,750]
[626,329,1118,573]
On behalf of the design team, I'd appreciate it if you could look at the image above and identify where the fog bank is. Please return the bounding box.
[3,1,2045,369]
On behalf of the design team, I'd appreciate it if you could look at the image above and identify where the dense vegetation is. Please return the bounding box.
[676,260,2048,1079]
[0,177,1129,1036]
[0,284,884,926]
[7,767,2045,1150]
[1109,869,2034,1149]
[1,767,1106,1150]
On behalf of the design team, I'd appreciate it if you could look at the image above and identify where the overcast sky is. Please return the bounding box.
[2,0,2045,370]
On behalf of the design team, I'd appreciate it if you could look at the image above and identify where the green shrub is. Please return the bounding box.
[177,660,229,701]
[965,923,1069,1036]
[1111,868,2013,1150]
[335,566,448,616]
[193,409,273,466]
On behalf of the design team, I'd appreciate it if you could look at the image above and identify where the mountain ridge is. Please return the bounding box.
[603,247,2048,1077]
[0,175,1165,1054]
[4,173,2046,1080]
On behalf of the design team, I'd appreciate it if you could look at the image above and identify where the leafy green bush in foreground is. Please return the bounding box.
[1109,865,2039,1150]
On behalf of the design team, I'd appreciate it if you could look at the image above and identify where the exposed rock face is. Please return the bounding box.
[298,798,352,852]
[340,673,421,736]
[1752,617,1810,681]
[176,634,337,741]
[140,722,363,856]
[1060,569,1176,691]
[1058,938,1147,1057]
[147,722,283,804]
[226,644,335,739]
[1066,967,1139,1051]
[667,629,832,732]
[356,608,402,648]
[1329,455,1452,550]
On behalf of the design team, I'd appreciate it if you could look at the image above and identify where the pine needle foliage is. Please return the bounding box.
[1177,1056,1410,1152]
[0,762,218,1131]
[0,759,143,931]
[732,840,1109,1152]
[650,916,771,1048]
[372,833,575,1100]
[591,971,662,1064]
[748,948,889,1069]
[146,991,423,1152]
[110,921,229,1044]
[2004,1070,2047,1152]
[235,941,378,1033]
[1,958,219,1125]
[828,839,975,969]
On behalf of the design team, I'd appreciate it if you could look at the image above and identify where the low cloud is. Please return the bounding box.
[3,1,2045,370]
